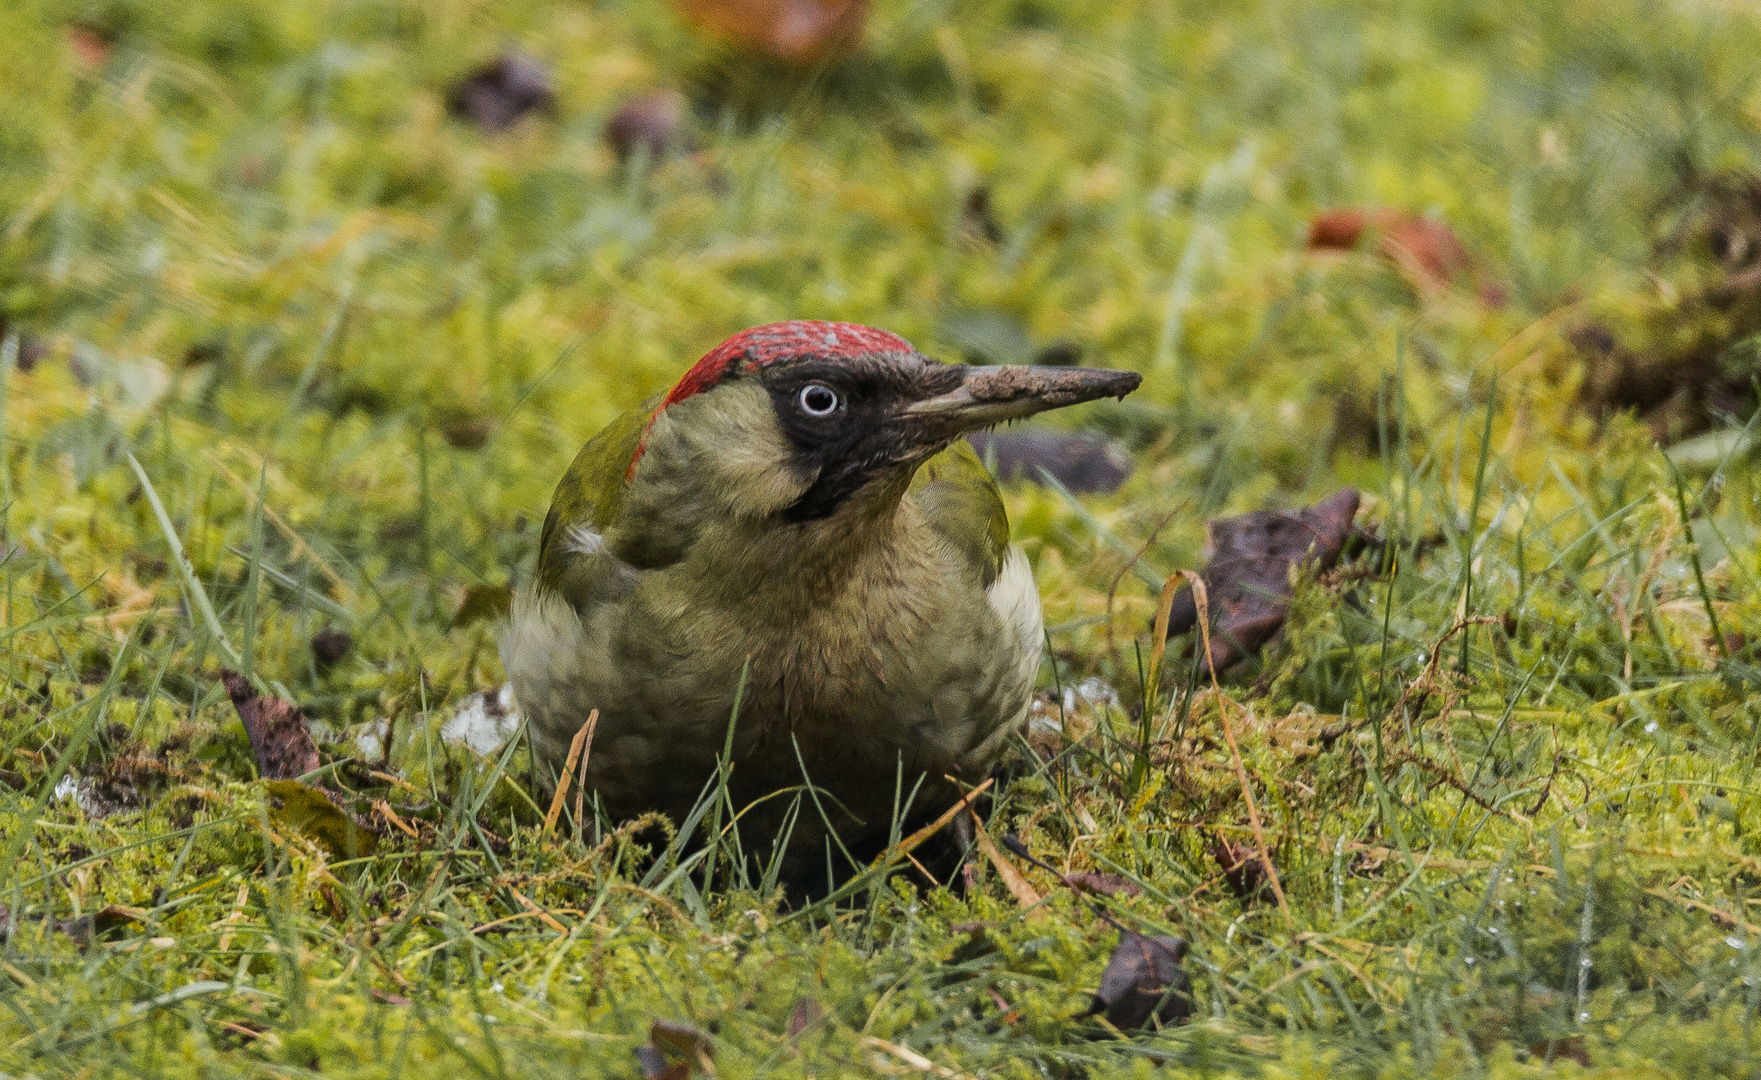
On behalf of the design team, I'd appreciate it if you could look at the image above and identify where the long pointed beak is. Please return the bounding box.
[902,364,1142,433]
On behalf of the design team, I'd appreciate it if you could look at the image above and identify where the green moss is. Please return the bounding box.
[4,0,1761,1074]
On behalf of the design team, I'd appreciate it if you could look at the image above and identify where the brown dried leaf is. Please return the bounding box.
[1530,1036,1591,1067]
[1209,837,1272,900]
[650,1019,714,1061]
[674,0,869,65]
[637,1019,711,1078]
[222,671,319,781]
[1092,931,1191,1030]
[1162,488,1360,673]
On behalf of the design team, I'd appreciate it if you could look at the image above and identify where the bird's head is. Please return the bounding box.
[626,320,1142,525]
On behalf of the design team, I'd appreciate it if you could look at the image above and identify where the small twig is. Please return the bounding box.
[372,799,420,839]
[1184,570,1291,924]
[962,801,1044,915]
[999,833,1130,934]
[1383,747,1528,824]
[543,710,597,836]
[1525,734,1561,817]
[862,1035,978,1079]
[869,778,994,871]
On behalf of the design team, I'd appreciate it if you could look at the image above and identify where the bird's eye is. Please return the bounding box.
[798,383,840,418]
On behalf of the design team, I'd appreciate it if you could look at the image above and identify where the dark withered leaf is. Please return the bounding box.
[1210,838,1271,899]
[310,627,353,672]
[786,996,823,1039]
[967,429,1133,494]
[961,186,1004,244]
[607,91,692,162]
[446,52,555,133]
[1161,488,1360,673]
[1062,871,1140,898]
[15,334,51,374]
[58,905,141,947]
[1093,931,1191,1031]
[650,1019,714,1061]
[452,584,513,629]
[439,416,494,450]
[266,779,379,859]
[1531,1036,1591,1067]
[222,671,319,781]
[633,1045,687,1080]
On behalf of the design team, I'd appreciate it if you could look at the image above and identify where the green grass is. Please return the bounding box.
[4,0,1761,1075]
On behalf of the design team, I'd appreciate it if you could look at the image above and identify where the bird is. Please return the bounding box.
[502,321,1140,885]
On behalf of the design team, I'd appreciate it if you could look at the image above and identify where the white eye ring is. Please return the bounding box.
[798,383,840,418]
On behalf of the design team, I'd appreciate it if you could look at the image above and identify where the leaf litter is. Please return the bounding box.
[4,0,1761,1075]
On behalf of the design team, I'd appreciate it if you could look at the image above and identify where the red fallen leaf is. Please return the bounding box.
[65,25,110,70]
[1161,488,1361,674]
[222,671,319,781]
[1381,215,1472,297]
[1307,208,1497,303]
[1307,208,1369,251]
[673,0,869,65]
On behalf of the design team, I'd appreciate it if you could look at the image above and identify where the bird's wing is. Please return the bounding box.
[534,399,657,594]
[909,438,1011,589]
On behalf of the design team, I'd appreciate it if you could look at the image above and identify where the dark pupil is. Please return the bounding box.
[804,386,836,413]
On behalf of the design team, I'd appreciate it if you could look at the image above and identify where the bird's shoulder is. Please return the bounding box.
[535,398,657,594]
[908,438,1010,589]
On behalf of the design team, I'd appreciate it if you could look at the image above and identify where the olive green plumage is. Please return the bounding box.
[502,322,1138,880]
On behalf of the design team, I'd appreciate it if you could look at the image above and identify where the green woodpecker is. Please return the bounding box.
[504,321,1139,877]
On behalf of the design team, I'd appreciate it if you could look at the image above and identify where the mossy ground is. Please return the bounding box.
[4,0,1761,1075]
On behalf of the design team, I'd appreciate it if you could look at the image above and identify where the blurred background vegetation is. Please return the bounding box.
[4,0,1761,1075]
